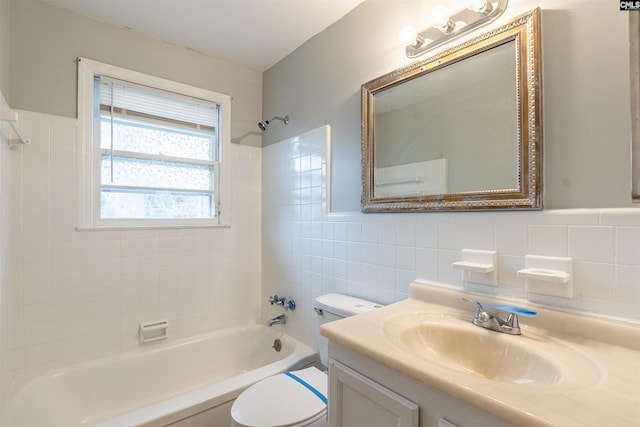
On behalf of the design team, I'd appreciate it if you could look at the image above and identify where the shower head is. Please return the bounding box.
[258,115,289,131]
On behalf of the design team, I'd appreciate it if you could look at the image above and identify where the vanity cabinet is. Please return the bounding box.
[329,360,418,427]
[328,342,516,427]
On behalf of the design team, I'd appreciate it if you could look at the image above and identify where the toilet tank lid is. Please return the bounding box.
[314,294,383,318]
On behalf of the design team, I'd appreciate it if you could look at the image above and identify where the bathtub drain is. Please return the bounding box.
[272,338,282,352]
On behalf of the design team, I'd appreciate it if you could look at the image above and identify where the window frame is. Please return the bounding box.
[77,58,231,229]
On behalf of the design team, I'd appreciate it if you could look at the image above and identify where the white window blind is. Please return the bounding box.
[97,76,219,130]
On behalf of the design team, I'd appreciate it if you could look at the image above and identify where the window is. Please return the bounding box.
[77,58,231,228]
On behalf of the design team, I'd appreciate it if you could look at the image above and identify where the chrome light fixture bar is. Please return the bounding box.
[400,0,509,59]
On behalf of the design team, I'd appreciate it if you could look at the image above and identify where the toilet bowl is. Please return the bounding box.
[230,294,381,427]
[231,366,327,427]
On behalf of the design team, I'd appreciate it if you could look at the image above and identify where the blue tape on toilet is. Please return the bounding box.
[284,371,328,404]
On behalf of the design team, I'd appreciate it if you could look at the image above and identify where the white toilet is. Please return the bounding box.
[230,294,381,427]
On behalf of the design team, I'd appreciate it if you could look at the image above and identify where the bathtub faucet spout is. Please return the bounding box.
[268,314,286,326]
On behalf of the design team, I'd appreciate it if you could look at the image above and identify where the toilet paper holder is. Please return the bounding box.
[139,320,169,344]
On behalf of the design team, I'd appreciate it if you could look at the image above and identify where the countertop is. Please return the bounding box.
[320,281,640,427]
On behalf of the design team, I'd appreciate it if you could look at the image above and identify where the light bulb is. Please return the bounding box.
[398,25,419,47]
[429,5,451,28]
[429,5,455,33]
[466,0,492,14]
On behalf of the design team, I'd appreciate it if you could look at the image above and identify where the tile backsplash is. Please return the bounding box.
[262,126,640,344]
[10,111,262,382]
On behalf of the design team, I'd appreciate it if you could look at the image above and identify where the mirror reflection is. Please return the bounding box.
[374,40,518,196]
[362,9,542,212]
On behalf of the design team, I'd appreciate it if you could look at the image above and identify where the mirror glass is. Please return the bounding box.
[362,9,542,212]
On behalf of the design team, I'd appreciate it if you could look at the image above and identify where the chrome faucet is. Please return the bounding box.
[466,299,525,335]
[268,314,287,327]
[268,295,296,311]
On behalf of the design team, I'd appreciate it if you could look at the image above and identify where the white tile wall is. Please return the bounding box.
[263,127,640,347]
[9,111,262,383]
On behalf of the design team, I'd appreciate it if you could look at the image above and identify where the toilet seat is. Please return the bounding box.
[231,367,328,427]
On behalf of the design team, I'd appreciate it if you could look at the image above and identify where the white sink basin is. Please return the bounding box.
[383,313,601,388]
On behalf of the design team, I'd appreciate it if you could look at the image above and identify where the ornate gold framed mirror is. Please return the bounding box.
[361,8,542,212]
[630,12,640,203]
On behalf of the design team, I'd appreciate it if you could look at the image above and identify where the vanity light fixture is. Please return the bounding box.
[398,0,508,58]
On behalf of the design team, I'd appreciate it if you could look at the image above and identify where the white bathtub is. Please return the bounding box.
[4,324,318,427]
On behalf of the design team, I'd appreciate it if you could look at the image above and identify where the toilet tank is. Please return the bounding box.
[313,294,382,367]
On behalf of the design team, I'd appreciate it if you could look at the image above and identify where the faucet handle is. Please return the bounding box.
[462,298,490,324]
[268,295,296,310]
[462,297,484,314]
[269,295,285,305]
[505,312,519,330]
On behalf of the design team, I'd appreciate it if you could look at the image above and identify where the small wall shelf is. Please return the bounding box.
[517,268,570,284]
[518,255,573,298]
[453,249,497,287]
[452,261,495,274]
[0,107,30,148]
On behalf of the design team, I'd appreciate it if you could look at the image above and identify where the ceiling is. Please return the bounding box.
[40,0,366,71]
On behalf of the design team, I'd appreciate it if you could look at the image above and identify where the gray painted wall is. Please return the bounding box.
[263,0,633,211]
[0,0,8,95]
[9,0,263,147]
[0,0,10,410]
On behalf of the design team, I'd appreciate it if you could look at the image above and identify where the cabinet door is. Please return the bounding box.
[329,360,419,427]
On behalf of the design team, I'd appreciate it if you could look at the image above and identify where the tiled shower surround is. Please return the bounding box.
[9,111,262,382]
[262,126,640,343]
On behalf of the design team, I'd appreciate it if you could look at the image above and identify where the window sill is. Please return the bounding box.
[75,224,231,232]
